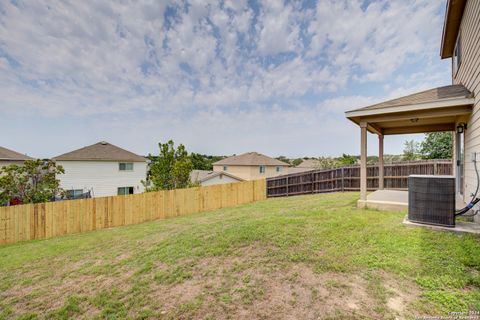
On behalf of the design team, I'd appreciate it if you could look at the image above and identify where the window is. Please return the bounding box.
[276,166,282,173]
[259,165,266,174]
[119,163,133,171]
[66,189,83,199]
[453,32,462,75]
[223,166,228,171]
[118,187,134,195]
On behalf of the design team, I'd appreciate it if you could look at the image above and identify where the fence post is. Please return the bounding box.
[311,172,314,194]
[341,167,344,192]
[286,176,289,197]
[265,179,268,198]
[261,160,452,198]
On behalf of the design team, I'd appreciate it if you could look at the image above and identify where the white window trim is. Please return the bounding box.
[118,186,134,195]
[453,31,462,76]
[119,162,134,172]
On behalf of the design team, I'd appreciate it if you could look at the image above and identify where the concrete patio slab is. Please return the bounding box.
[357,190,408,212]
[358,190,468,212]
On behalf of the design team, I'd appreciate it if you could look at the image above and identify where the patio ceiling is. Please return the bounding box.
[345,85,474,135]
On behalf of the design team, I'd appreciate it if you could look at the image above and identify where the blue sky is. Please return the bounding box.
[0,0,451,158]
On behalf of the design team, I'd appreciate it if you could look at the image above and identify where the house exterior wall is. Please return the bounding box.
[57,161,147,197]
[200,174,242,186]
[454,0,480,221]
[213,165,252,180]
[212,165,288,180]
[0,160,26,169]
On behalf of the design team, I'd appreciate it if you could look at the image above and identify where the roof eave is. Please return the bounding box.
[0,158,31,161]
[213,163,290,167]
[54,158,147,162]
[345,96,475,119]
[199,171,244,182]
[440,0,466,59]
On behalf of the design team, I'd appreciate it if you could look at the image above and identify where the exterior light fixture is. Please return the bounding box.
[457,123,467,133]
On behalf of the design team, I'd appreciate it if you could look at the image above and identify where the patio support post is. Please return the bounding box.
[378,134,384,190]
[360,122,368,202]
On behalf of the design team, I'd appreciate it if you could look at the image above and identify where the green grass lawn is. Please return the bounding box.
[0,192,479,319]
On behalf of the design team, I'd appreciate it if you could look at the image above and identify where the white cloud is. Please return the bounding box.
[307,0,444,82]
[256,0,302,55]
[0,0,450,156]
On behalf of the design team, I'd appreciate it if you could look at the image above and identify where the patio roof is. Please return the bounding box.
[345,85,474,135]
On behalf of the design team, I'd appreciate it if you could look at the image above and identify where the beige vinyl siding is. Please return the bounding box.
[454,0,480,222]
[57,161,147,197]
[213,165,252,180]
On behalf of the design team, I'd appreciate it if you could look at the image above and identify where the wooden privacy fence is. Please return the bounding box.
[0,179,266,245]
[267,160,453,197]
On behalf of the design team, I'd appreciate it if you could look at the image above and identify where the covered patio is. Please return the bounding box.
[345,84,474,210]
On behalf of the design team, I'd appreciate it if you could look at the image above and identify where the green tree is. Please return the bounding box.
[420,132,453,159]
[0,159,64,205]
[403,140,420,161]
[367,155,379,164]
[209,155,225,166]
[145,140,193,190]
[191,153,211,170]
[337,154,357,166]
[191,153,225,171]
[292,158,303,167]
[317,157,339,169]
[275,156,290,165]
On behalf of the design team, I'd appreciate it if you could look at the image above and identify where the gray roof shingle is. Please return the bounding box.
[53,141,146,162]
[213,152,290,166]
[297,159,321,168]
[347,84,472,113]
[0,146,33,161]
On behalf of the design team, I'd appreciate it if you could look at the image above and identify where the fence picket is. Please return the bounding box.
[0,179,266,245]
[267,160,453,197]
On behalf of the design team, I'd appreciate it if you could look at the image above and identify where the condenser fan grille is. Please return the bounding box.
[408,175,455,227]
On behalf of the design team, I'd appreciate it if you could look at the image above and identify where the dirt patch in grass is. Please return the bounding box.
[0,259,137,318]
[143,245,420,319]
[383,273,420,315]
[1,243,421,320]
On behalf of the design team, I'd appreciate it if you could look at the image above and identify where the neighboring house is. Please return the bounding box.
[53,141,147,198]
[287,159,321,174]
[212,152,290,180]
[345,0,479,221]
[0,146,33,168]
[297,159,321,169]
[190,169,244,186]
[296,159,323,172]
